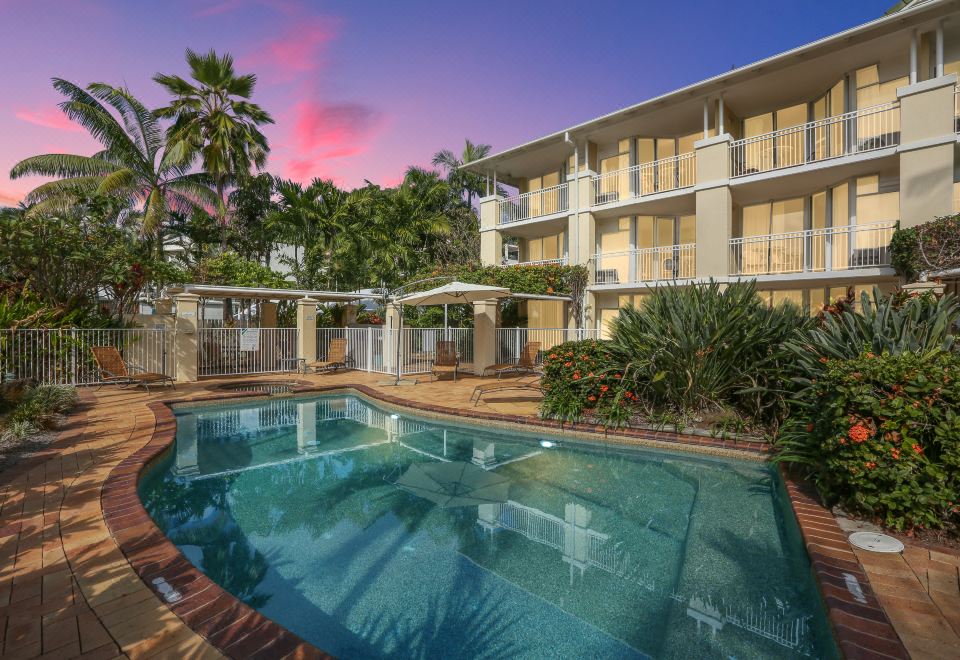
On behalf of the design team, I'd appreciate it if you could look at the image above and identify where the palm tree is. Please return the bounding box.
[9,79,217,239]
[267,177,367,289]
[153,49,274,219]
[431,139,492,210]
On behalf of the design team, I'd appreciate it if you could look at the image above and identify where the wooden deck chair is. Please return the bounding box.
[430,341,459,381]
[470,375,543,406]
[482,341,542,380]
[91,346,175,391]
[306,337,348,374]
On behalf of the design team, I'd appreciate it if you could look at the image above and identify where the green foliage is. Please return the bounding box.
[609,281,808,426]
[192,252,288,288]
[539,340,625,423]
[432,263,589,297]
[2,385,79,442]
[787,288,958,381]
[776,352,960,531]
[890,215,960,281]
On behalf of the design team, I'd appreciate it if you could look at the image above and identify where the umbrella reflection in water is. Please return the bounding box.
[392,461,511,508]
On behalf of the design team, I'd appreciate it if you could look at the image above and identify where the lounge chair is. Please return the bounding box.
[91,346,175,391]
[482,342,542,380]
[306,337,349,374]
[470,375,543,406]
[430,341,459,381]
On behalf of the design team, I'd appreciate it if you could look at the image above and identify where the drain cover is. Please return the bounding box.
[848,532,904,553]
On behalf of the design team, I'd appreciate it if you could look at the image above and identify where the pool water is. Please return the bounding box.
[139,395,838,659]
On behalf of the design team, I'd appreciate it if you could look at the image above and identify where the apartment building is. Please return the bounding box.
[464,0,960,335]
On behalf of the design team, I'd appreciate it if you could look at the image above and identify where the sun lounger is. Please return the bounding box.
[91,346,175,391]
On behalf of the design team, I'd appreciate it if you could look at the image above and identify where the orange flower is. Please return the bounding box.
[848,424,872,443]
[818,357,828,364]
[891,448,901,460]
[912,443,923,454]
[865,461,877,470]
[600,385,609,393]
[587,395,596,402]
[548,353,557,360]
[564,361,572,367]
[573,374,581,380]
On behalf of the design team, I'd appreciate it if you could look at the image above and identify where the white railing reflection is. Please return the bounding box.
[729,221,895,276]
[592,152,695,205]
[730,102,900,177]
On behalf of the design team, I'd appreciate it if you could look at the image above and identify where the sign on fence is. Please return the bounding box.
[239,328,261,352]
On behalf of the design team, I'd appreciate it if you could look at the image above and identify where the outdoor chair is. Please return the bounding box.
[306,338,350,374]
[482,342,542,380]
[470,375,544,406]
[430,341,459,381]
[91,346,175,392]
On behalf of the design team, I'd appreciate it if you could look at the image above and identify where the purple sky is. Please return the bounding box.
[0,0,892,206]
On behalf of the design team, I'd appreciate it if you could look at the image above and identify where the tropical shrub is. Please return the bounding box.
[2,384,79,442]
[787,288,958,381]
[539,340,624,423]
[890,215,960,281]
[608,281,808,426]
[776,351,960,531]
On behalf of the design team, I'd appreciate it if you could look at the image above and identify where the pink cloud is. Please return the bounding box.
[14,108,82,133]
[0,189,23,207]
[292,100,381,152]
[196,0,301,17]
[240,17,340,78]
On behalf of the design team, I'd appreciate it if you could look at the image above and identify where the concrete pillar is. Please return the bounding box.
[473,299,498,375]
[567,171,597,269]
[174,293,200,382]
[479,195,504,265]
[897,74,957,228]
[694,135,734,278]
[383,303,401,372]
[260,301,278,328]
[342,303,359,326]
[296,297,318,362]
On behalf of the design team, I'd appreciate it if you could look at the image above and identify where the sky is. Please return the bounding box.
[0,0,894,206]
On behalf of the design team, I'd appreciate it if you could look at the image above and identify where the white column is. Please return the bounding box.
[472,299,497,376]
[936,22,945,78]
[174,293,200,382]
[296,297,318,364]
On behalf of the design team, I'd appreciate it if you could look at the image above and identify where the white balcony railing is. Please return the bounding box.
[499,256,569,267]
[498,182,569,225]
[954,87,959,133]
[593,244,696,285]
[592,152,696,205]
[729,102,900,178]
[729,221,896,276]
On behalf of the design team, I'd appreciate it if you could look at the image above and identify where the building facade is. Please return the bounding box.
[464,0,960,335]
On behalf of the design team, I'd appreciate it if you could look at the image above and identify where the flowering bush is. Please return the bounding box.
[777,351,960,531]
[539,340,630,423]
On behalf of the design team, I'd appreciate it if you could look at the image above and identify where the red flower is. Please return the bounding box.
[805,423,814,433]
[587,395,596,402]
[818,357,828,364]
[848,424,872,444]
[564,362,572,367]
[600,385,609,392]
[865,461,877,470]
[573,374,581,380]
[912,443,923,455]
[891,448,901,460]
[549,353,558,360]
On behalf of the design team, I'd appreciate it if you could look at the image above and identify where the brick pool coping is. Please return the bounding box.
[102,382,907,659]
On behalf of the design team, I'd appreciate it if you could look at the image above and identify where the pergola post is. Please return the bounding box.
[296,297,318,364]
[383,304,401,373]
[473,299,498,376]
[173,293,200,382]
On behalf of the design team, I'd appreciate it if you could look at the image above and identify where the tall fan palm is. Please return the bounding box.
[154,49,274,214]
[432,139,491,209]
[9,79,217,237]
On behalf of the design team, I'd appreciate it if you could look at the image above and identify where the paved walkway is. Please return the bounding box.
[854,544,960,659]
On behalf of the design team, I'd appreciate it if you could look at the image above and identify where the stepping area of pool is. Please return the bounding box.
[0,370,956,658]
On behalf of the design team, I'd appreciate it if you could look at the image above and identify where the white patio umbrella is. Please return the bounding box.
[385,281,510,385]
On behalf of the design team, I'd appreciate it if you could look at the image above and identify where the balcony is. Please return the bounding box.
[499,256,569,267]
[497,183,569,225]
[955,87,959,133]
[592,153,696,206]
[593,244,696,285]
[729,102,900,178]
[729,221,896,277]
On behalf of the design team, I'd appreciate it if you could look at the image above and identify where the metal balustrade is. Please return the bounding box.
[494,327,599,368]
[1,328,172,385]
[593,244,696,285]
[198,328,298,377]
[592,152,696,205]
[497,182,569,224]
[499,256,569,267]
[316,327,473,375]
[729,221,896,276]
[730,102,900,177]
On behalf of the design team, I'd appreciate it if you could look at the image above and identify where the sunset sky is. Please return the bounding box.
[0,0,892,206]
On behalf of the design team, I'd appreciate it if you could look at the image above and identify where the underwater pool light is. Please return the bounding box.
[539,440,556,449]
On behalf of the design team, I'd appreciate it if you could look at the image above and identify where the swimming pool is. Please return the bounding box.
[139,394,838,659]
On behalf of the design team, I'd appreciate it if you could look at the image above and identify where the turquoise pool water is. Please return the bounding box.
[139,395,838,659]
